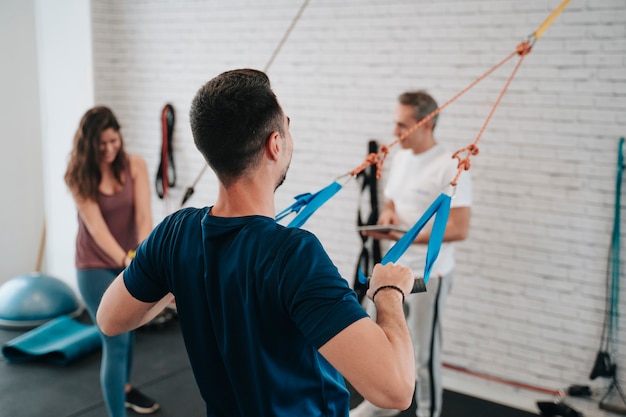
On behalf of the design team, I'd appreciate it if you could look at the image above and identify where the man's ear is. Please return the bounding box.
[265,131,281,161]
[422,119,434,132]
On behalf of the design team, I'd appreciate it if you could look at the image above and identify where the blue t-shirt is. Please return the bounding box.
[124,207,368,417]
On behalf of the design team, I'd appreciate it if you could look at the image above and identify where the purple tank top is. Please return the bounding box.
[75,162,138,269]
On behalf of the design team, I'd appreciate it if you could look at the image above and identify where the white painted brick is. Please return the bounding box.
[587,0,626,11]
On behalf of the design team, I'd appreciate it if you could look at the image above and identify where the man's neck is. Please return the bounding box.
[411,138,437,155]
[211,179,275,218]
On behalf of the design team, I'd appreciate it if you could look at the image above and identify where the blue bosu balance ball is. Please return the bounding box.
[0,272,82,329]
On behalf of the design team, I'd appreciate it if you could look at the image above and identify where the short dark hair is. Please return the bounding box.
[189,69,284,186]
[398,91,439,130]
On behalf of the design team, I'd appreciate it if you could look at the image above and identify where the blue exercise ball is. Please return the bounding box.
[0,272,82,329]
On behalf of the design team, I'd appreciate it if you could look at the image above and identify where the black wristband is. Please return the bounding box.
[372,285,405,304]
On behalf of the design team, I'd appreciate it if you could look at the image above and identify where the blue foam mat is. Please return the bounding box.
[1,315,101,365]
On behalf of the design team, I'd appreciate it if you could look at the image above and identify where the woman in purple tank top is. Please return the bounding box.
[64,106,157,417]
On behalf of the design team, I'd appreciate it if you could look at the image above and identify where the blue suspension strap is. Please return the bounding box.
[276,181,452,294]
[357,191,452,294]
[276,181,343,228]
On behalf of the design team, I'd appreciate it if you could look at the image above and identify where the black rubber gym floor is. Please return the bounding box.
[0,313,538,417]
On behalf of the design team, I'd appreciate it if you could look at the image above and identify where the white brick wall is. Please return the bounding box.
[91,0,626,411]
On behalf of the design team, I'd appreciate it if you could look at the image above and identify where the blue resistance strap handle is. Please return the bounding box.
[276,181,343,229]
[358,193,451,294]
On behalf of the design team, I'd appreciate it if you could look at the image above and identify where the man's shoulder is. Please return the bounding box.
[264,222,322,248]
[169,206,210,220]
[254,225,328,263]
[152,207,209,236]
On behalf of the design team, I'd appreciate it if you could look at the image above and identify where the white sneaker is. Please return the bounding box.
[349,400,401,417]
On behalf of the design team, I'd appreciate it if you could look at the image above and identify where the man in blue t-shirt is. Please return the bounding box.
[97,69,416,417]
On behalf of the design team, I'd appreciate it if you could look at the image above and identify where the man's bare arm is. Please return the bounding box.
[318,263,415,410]
[96,272,173,336]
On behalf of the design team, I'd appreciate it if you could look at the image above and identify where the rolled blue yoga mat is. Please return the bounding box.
[1,315,101,365]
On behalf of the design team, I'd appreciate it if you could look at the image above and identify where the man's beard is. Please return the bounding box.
[275,163,289,191]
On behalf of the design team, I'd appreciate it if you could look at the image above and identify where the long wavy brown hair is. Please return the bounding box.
[64,106,128,200]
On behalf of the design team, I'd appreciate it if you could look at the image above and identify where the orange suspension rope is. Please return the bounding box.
[449,41,531,186]
[348,48,520,180]
[280,0,570,235]
[347,0,570,184]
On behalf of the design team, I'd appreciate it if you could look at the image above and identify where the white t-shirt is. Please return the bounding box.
[383,144,472,277]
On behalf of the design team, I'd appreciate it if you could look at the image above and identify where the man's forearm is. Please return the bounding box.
[373,289,416,398]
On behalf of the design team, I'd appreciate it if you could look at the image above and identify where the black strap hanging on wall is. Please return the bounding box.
[156,103,176,199]
[353,140,382,304]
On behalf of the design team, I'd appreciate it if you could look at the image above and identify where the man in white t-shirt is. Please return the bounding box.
[351,91,472,417]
